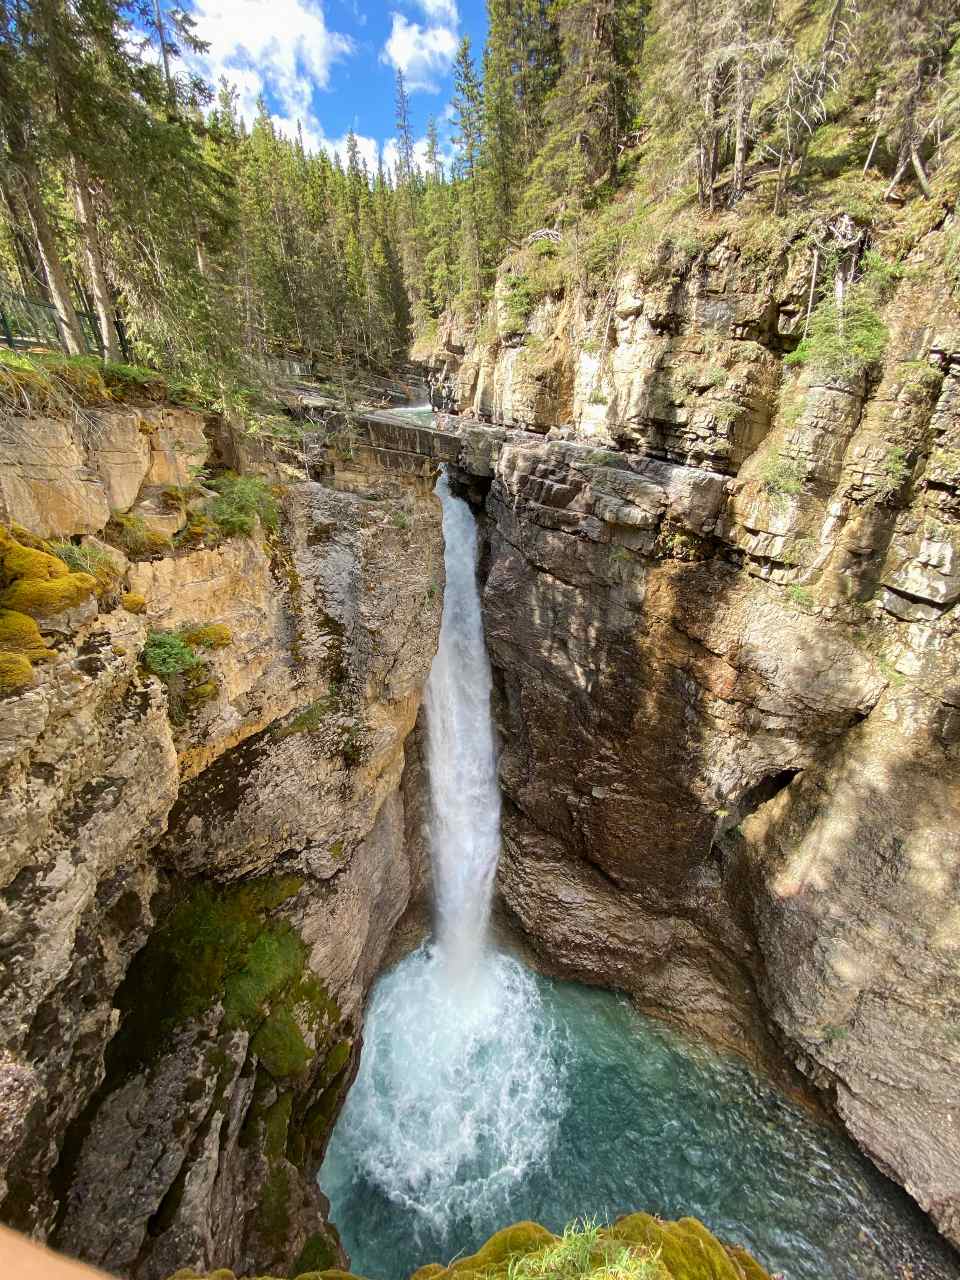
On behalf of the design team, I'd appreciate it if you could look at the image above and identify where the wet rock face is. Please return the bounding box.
[0,410,443,1277]
[445,237,960,1246]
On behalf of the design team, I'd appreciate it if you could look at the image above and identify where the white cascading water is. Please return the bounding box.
[424,471,501,977]
[320,471,566,1245]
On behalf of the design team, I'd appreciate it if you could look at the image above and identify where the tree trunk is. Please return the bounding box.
[71,164,122,361]
[732,62,750,204]
[19,165,85,354]
[0,174,48,298]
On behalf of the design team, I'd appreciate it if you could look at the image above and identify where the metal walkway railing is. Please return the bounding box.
[0,288,125,358]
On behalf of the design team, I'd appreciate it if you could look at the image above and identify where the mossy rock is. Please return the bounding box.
[175,512,223,550]
[107,876,306,1080]
[0,609,56,662]
[1,534,68,582]
[0,651,35,694]
[123,592,147,614]
[252,1006,314,1079]
[606,1214,769,1280]
[9,523,50,551]
[443,1222,556,1278]
[290,1231,339,1277]
[105,511,173,559]
[0,571,97,617]
[0,526,97,618]
[182,623,233,649]
[183,677,219,706]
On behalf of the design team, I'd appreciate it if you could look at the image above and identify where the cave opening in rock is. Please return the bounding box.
[318,468,958,1280]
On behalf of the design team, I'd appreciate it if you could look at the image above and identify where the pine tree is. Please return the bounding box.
[480,2,523,266]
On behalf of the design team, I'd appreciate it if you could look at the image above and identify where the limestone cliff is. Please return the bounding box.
[0,402,443,1277]
[431,219,960,1246]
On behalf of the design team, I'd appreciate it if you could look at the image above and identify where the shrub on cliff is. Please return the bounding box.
[207,473,280,537]
[785,293,888,381]
[105,512,173,559]
[142,630,200,678]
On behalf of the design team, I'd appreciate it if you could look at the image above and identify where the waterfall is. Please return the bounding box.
[320,471,567,1254]
[425,471,501,978]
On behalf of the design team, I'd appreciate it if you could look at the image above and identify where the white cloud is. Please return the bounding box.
[414,0,458,21]
[379,12,458,92]
[190,0,353,141]
[382,131,454,177]
[324,132,381,173]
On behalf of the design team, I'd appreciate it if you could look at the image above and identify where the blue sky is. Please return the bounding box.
[183,0,488,173]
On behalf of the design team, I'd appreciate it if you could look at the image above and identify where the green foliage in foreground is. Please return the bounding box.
[166,1212,772,1280]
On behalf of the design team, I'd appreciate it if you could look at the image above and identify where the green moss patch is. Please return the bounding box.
[257,1164,291,1251]
[252,1007,315,1079]
[290,1232,339,1277]
[107,876,310,1080]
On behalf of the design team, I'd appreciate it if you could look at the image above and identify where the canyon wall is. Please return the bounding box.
[433,224,960,1246]
[0,404,443,1277]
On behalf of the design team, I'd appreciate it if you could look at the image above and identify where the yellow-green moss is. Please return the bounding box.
[105,512,173,559]
[182,623,233,649]
[1,537,69,582]
[0,571,97,617]
[175,512,223,550]
[0,526,99,618]
[183,677,219,706]
[0,609,55,662]
[606,1214,769,1280]
[123,592,147,614]
[49,540,122,598]
[9,524,50,551]
[405,1217,772,1280]
[0,651,35,694]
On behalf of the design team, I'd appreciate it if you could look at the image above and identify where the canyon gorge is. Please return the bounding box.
[1,213,959,1280]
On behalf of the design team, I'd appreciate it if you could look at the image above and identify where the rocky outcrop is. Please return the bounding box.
[0,402,443,1277]
[438,223,960,1247]
[168,1212,772,1280]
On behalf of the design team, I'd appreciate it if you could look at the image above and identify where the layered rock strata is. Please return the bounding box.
[433,224,960,1247]
[0,404,443,1277]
